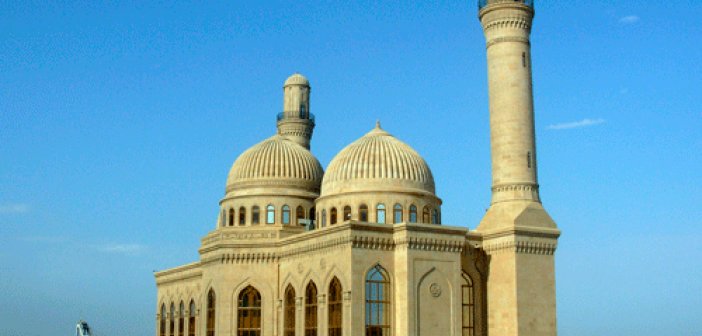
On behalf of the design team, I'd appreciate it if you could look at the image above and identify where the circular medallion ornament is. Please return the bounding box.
[429,283,442,297]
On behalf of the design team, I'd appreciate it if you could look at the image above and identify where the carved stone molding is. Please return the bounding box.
[491,183,539,193]
[486,36,530,49]
[482,16,531,32]
[483,240,557,255]
[395,237,464,253]
[220,252,279,264]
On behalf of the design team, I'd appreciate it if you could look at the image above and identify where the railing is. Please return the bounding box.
[277,111,316,122]
[478,0,534,10]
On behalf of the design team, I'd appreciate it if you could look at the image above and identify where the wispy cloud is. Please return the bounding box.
[95,243,147,256]
[547,118,605,130]
[18,235,67,243]
[619,15,640,24]
[0,203,30,214]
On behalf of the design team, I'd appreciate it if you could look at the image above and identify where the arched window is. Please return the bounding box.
[422,206,430,223]
[462,272,475,336]
[266,205,275,224]
[376,204,386,224]
[284,285,296,336]
[228,208,234,226]
[366,265,390,336]
[206,289,216,336]
[252,206,260,225]
[309,206,316,227]
[282,205,291,225]
[178,301,185,336]
[359,204,368,222]
[188,300,196,336]
[329,277,343,336]
[160,304,166,336]
[238,286,262,336]
[321,209,327,227]
[393,204,402,224]
[305,282,318,336]
[343,206,351,221]
[170,303,175,336]
[330,207,338,225]
[296,206,305,225]
[409,205,417,223]
[239,207,246,226]
[432,209,439,224]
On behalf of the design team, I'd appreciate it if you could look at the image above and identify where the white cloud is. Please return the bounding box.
[547,118,605,130]
[619,15,640,24]
[96,243,147,256]
[0,203,30,214]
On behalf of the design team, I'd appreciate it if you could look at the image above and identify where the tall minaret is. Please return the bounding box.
[278,73,315,149]
[476,1,560,335]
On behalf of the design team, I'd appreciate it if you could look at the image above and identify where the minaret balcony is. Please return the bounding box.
[277,111,315,122]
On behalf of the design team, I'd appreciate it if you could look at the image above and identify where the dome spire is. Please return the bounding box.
[375,120,381,129]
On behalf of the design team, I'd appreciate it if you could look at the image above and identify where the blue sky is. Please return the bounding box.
[1,1,701,335]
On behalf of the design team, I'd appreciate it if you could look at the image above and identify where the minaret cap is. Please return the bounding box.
[284,73,310,87]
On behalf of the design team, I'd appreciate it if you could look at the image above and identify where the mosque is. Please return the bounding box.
[154,1,560,336]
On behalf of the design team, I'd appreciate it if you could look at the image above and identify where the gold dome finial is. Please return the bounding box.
[376,120,381,129]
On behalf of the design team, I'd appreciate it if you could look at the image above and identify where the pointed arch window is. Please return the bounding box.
[160,304,166,336]
[393,204,402,224]
[284,285,296,336]
[366,265,390,336]
[343,206,351,221]
[228,208,235,226]
[462,272,475,336]
[188,300,196,336]
[330,207,338,225]
[239,207,246,225]
[252,206,260,225]
[178,301,185,336]
[296,206,305,225]
[432,209,439,224]
[282,205,291,225]
[170,303,176,336]
[359,204,368,222]
[409,205,417,223]
[266,205,275,224]
[376,204,386,224]
[329,277,343,336]
[422,206,430,223]
[206,290,216,336]
[238,286,262,336]
[305,282,318,336]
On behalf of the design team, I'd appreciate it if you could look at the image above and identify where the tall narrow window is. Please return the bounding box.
[329,278,343,336]
[343,206,351,221]
[359,204,368,222]
[422,206,430,223]
[188,300,196,336]
[309,207,316,223]
[160,304,166,336]
[284,285,296,336]
[252,206,260,225]
[321,209,327,227]
[178,301,185,336]
[409,205,417,223]
[432,209,439,224]
[296,206,305,225]
[238,286,262,336]
[393,204,402,224]
[282,205,291,225]
[330,207,338,225]
[305,282,318,336]
[228,208,235,226]
[462,272,475,336]
[366,265,390,336]
[170,303,175,336]
[527,151,532,168]
[207,290,216,336]
[376,204,386,224]
[522,52,526,67]
[266,205,275,224]
[239,207,246,226]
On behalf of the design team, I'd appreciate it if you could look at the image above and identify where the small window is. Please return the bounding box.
[330,207,338,225]
[462,272,475,336]
[343,206,351,221]
[188,300,196,336]
[296,206,305,225]
[527,151,532,168]
[366,265,391,335]
[432,209,439,224]
[329,278,343,336]
[267,205,275,224]
[160,304,166,336]
[206,290,215,336]
[522,52,526,67]
[238,286,261,336]
[239,207,246,226]
[359,204,368,222]
[422,206,430,223]
[178,302,185,336]
[282,205,291,225]
[322,209,327,227]
[228,208,234,226]
[393,204,402,223]
[284,285,296,336]
[409,205,417,223]
[170,303,175,336]
[305,282,318,335]
[376,204,386,224]
[252,206,260,225]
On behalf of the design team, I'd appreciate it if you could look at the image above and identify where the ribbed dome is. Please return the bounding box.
[284,73,309,86]
[226,135,323,192]
[321,124,435,197]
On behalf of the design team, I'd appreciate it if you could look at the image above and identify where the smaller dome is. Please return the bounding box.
[284,73,309,86]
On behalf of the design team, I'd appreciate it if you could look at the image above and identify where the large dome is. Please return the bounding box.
[226,135,323,193]
[321,123,436,197]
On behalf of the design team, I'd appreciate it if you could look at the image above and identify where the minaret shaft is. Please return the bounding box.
[278,74,315,149]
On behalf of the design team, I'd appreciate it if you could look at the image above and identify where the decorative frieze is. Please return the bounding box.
[483,240,557,255]
[482,16,531,32]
